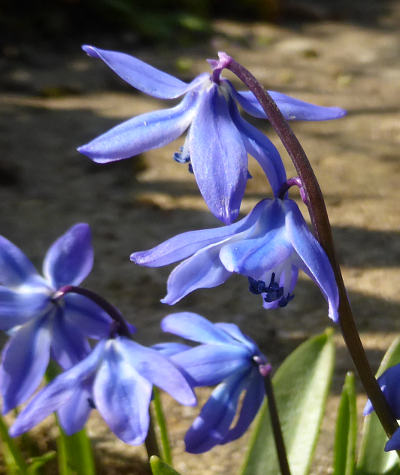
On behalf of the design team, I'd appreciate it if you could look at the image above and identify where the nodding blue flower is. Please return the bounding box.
[0,224,112,413]
[131,198,339,322]
[364,364,400,452]
[78,45,345,224]
[9,336,196,444]
[155,312,269,453]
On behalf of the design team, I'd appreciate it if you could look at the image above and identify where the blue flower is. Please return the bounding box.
[78,45,345,224]
[0,224,112,413]
[131,198,339,321]
[155,312,269,453]
[364,364,400,451]
[9,335,196,443]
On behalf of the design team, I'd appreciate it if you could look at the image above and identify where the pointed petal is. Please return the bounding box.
[161,312,234,345]
[222,369,264,443]
[57,385,92,435]
[116,337,196,405]
[0,236,39,287]
[51,308,91,369]
[82,45,204,99]
[0,317,51,413]
[214,323,257,351]
[190,85,248,224]
[229,100,286,196]
[0,287,50,330]
[9,341,105,437]
[131,199,265,268]
[185,370,248,453]
[284,199,339,321]
[152,342,192,357]
[171,343,249,386]
[43,223,93,288]
[364,364,400,418]
[93,341,152,445]
[161,243,231,305]
[78,92,197,163]
[386,428,400,451]
[63,293,112,339]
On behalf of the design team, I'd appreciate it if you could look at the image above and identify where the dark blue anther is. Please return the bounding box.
[173,147,190,163]
[263,273,284,303]
[278,293,295,307]
[248,277,267,295]
[87,398,96,409]
[188,163,194,174]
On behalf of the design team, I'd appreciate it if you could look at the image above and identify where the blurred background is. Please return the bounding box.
[0,1,400,473]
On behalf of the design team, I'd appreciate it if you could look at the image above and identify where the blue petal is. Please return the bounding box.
[82,45,205,99]
[228,82,346,121]
[189,84,248,224]
[116,337,196,405]
[131,199,265,268]
[0,317,52,413]
[171,343,250,386]
[63,293,112,339]
[93,341,153,445]
[57,384,92,435]
[78,92,198,163]
[0,235,40,287]
[161,312,235,345]
[152,342,192,357]
[0,287,50,330]
[43,223,93,288]
[385,427,400,452]
[214,323,258,352]
[161,244,231,305]
[222,369,265,443]
[283,199,339,321]
[364,364,400,418]
[51,307,91,369]
[185,370,249,453]
[9,340,106,436]
[229,99,286,196]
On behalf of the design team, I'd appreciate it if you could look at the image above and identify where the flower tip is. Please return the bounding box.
[81,45,98,58]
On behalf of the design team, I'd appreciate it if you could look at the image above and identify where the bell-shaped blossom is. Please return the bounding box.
[10,335,196,444]
[156,312,269,453]
[78,45,345,223]
[364,364,400,451]
[0,224,112,413]
[131,198,339,322]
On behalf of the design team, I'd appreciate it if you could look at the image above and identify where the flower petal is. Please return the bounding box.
[131,199,265,267]
[9,341,105,436]
[43,223,93,288]
[284,200,339,321]
[171,343,249,386]
[93,341,152,445]
[82,45,203,99]
[229,100,286,196]
[57,384,92,435]
[190,84,248,224]
[116,337,196,405]
[152,342,192,357]
[184,370,248,453]
[363,364,400,418]
[63,293,112,339]
[214,322,258,351]
[0,287,50,330]
[161,312,234,345]
[0,236,40,287]
[161,243,231,305]
[0,317,51,413]
[386,427,400,452]
[78,92,197,163]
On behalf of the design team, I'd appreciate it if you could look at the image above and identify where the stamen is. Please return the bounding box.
[87,398,96,409]
[173,146,190,164]
[278,293,295,307]
[248,277,267,295]
[263,273,284,303]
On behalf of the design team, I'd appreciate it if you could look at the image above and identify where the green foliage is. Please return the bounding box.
[241,329,335,475]
[150,455,182,475]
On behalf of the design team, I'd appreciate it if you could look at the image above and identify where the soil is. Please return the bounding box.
[0,9,400,475]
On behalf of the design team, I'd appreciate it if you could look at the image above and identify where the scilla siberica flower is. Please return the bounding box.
[364,364,400,451]
[131,198,339,322]
[10,334,196,444]
[0,224,112,413]
[78,46,345,224]
[154,312,270,453]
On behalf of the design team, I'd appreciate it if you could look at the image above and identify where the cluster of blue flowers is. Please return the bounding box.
[12,45,400,458]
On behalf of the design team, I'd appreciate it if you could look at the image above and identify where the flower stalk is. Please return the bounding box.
[225,55,400,441]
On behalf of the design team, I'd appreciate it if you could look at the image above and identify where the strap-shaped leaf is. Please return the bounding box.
[333,372,357,475]
[356,337,400,475]
[150,455,182,475]
[241,329,335,475]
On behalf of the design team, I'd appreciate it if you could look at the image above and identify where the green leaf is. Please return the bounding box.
[27,451,57,474]
[356,337,400,475]
[241,328,335,475]
[56,423,95,475]
[152,388,172,465]
[0,413,28,474]
[333,372,357,475]
[150,455,182,474]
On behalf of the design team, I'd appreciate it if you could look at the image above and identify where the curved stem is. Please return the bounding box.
[226,56,399,440]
